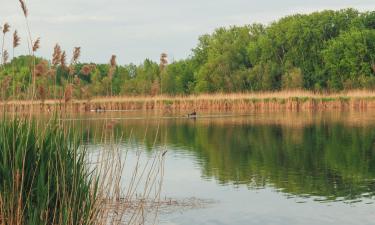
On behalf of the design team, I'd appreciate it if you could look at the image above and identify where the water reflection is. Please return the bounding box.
[68,111,375,202]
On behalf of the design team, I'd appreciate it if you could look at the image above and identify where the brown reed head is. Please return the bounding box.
[110,55,117,67]
[61,51,67,68]
[32,38,40,52]
[72,47,81,64]
[18,0,28,17]
[80,64,92,76]
[52,44,62,66]
[34,60,48,77]
[372,63,375,73]
[3,50,9,64]
[13,30,20,48]
[159,52,168,71]
[2,23,10,34]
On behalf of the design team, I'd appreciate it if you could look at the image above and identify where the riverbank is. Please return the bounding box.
[2,91,375,113]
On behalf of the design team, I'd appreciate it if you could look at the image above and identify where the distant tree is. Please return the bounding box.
[323,29,375,90]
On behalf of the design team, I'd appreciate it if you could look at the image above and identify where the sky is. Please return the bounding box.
[1,0,374,64]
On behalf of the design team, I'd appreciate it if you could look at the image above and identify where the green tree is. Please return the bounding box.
[323,29,375,90]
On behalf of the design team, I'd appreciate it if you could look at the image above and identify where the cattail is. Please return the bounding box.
[32,37,40,52]
[110,55,116,67]
[3,50,9,64]
[52,44,62,66]
[372,63,375,73]
[60,51,66,68]
[2,23,10,34]
[18,0,28,17]
[13,30,20,48]
[71,47,81,64]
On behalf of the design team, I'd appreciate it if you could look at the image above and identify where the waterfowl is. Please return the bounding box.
[188,111,197,118]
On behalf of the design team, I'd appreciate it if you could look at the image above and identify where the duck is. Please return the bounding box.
[188,111,197,118]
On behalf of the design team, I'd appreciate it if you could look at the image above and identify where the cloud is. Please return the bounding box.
[35,15,117,24]
[0,0,374,63]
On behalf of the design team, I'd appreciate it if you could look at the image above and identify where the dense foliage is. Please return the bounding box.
[1,8,374,99]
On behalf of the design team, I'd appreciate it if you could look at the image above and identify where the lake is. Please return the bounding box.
[69,110,375,225]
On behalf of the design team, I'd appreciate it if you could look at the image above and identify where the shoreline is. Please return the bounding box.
[2,91,375,113]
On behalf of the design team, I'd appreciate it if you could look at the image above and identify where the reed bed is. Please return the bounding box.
[0,116,166,225]
[3,90,375,113]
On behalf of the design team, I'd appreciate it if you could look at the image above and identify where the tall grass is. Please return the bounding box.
[0,118,98,225]
[0,117,166,225]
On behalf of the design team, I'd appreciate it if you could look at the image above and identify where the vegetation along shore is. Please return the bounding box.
[2,91,375,113]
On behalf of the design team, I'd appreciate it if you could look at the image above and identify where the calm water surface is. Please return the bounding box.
[69,111,375,225]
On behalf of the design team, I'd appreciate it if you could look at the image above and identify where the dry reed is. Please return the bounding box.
[72,47,81,64]
[32,37,40,52]
[1,23,10,66]
[60,51,67,68]
[8,90,375,113]
[52,44,62,67]
[12,30,20,48]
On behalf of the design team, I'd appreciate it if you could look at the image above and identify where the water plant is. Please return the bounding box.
[0,117,98,224]
[0,116,167,225]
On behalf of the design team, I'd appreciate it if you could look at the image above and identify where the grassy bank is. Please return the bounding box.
[3,90,375,113]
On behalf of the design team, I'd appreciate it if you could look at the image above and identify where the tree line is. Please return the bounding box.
[1,8,375,100]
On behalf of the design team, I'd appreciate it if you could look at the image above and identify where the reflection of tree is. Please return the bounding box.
[171,123,375,201]
[81,119,375,201]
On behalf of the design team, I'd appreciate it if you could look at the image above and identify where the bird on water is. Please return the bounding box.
[188,111,197,118]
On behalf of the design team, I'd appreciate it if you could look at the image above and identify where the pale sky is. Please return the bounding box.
[1,0,374,64]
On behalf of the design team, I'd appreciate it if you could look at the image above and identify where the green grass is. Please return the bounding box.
[0,118,98,225]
